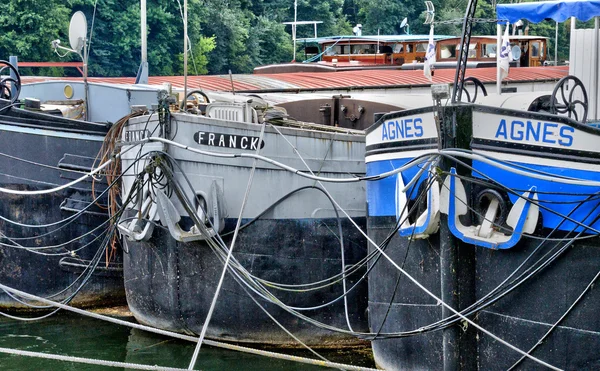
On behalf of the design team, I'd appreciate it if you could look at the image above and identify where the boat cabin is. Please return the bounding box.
[437,35,548,67]
[306,35,453,66]
[254,34,549,74]
[304,34,546,67]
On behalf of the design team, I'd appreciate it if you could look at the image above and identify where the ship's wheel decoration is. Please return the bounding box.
[550,75,588,123]
[0,61,21,104]
[180,90,211,113]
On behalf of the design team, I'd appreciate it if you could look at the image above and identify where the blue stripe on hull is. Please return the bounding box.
[366,159,425,217]
[472,160,600,232]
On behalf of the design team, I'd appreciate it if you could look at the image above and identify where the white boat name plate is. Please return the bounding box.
[367,110,437,147]
[473,111,600,152]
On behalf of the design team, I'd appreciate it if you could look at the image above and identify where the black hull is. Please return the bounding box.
[124,217,368,346]
[365,104,600,370]
[0,106,124,310]
[474,237,600,370]
[368,215,600,370]
[0,187,124,310]
[368,216,448,370]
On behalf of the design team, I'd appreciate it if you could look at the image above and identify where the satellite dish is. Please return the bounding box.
[69,11,87,52]
[511,45,522,60]
[400,18,408,29]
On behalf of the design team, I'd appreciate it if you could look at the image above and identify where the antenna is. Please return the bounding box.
[52,11,89,120]
[400,17,410,35]
[69,11,87,52]
[424,1,435,24]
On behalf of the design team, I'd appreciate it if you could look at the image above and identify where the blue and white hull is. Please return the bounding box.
[366,104,600,370]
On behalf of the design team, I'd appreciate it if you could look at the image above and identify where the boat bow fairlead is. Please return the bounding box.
[395,165,440,239]
[440,167,539,249]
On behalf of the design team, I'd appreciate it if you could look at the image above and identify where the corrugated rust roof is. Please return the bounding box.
[21,66,568,93]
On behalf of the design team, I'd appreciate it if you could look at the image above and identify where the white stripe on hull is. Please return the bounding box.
[0,123,105,142]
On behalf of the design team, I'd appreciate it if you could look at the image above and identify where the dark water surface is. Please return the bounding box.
[0,311,374,370]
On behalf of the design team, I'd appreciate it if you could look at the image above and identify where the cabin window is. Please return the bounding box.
[416,43,428,53]
[455,43,477,58]
[482,44,496,58]
[440,44,457,59]
[328,45,345,55]
[394,44,404,53]
[531,41,540,58]
[350,44,376,54]
[324,45,339,56]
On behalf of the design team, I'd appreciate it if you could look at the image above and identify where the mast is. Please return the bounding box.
[496,23,502,95]
[184,0,188,102]
[136,0,149,84]
[452,0,478,103]
[293,0,297,62]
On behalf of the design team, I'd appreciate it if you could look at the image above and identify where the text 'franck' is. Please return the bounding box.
[194,131,265,150]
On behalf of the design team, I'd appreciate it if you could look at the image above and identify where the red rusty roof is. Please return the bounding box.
[21,66,569,93]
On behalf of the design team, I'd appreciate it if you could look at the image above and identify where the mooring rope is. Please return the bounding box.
[187,120,268,369]
[251,153,564,370]
[268,123,355,332]
[0,285,377,371]
[0,347,189,371]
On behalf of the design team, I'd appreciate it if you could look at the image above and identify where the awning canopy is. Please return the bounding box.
[497,0,600,24]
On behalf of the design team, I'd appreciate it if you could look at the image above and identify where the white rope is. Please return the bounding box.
[316,170,564,371]
[188,120,267,369]
[0,283,378,371]
[442,149,600,186]
[0,144,137,196]
[144,137,600,187]
[0,347,188,371]
[142,136,433,183]
[0,158,113,195]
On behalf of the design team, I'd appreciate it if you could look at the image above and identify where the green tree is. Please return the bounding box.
[200,2,252,74]
[178,36,216,75]
[0,0,73,75]
[77,0,142,77]
[248,16,294,66]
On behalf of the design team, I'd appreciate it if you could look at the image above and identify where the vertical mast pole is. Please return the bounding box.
[452,0,478,103]
[554,21,558,67]
[137,0,149,84]
[184,0,188,105]
[141,0,147,68]
[496,23,502,95]
[594,16,599,121]
[293,0,297,61]
[83,37,89,120]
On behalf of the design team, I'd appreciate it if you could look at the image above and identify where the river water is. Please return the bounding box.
[0,310,374,370]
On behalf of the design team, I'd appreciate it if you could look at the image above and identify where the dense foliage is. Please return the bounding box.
[0,0,580,77]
